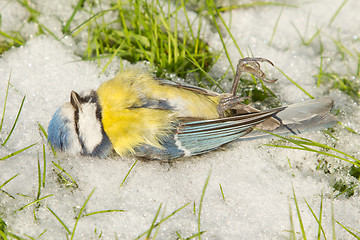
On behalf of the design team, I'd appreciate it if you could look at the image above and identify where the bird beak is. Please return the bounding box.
[70,90,82,111]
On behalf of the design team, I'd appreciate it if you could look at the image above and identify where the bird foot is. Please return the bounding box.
[217,94,250,117]
[231,57,277,96]
[238,57,277,83]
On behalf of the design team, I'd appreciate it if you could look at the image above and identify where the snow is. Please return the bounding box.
[1,0,360,239]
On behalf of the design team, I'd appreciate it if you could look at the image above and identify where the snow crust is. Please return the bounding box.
[0,0,359,239]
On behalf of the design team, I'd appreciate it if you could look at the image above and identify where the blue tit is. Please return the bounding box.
[47,57,337,160]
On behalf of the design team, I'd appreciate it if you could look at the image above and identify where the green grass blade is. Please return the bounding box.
[218,2,297,12]
[334,220,360,239]
[275,67,314,98]
[292,135,359,163]
[101,40,125,73]
[184,231,206,239]
[42,144,46,187]
[37,123,48,138]
[0,231,8,240]
[17,194,53,212]
[317,38,324,86]
[214,6,243,58]
[146,203,162,239]
[334,184,358,199]
[36,153,42,200]
[328,0,349,26]
[70,188,95,240]
[0,188,15,200]
[274,143,360,167]
[46,206,71,235]
[0,143,37,161]
[269,8,284,46]
[266,133,360,168]
[288,200,295,240]
[304,195,327,240]
[181,0,195,41]
[120,159,138,187]
[0,174,19,190]
[0,70,12,132]
[38,229,47,238]
[52,161,78,187]
[186,53,224,91]
[357,54,360,76]
[38,123,57,157]
[305,28,321,45]
[219,183,225,201]
[0,31,24,46]
[135,202,191,239]
[63,0,86,34]
[65,9,112,38]
[291,21,305,45]
[206,0,234,74]
[329,36,355,58]
[292,185,307,240]
[198,171,211,240]
[37,22,59,40]
[152,201,167,239]
[2,96,26,146]
[83,209,124,217]
[318,192,325,239]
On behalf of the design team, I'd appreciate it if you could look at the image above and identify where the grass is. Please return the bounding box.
[266,131,360,198]
[134,173,212,240]
[45,188,125,239]
[67,0,217,81]
[1,0,360,239]
[61,0,279,103]
[0,0,60,55]
[0,72,36,160]
[120,159,138,187]
[0,31,25,55]
[197,171,211,240]
[289,185,360,240]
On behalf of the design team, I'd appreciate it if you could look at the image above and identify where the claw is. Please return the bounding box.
[231,57,277,96]
[217,94,250,117]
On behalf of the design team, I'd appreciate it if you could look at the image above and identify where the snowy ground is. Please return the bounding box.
[1,0,360,239]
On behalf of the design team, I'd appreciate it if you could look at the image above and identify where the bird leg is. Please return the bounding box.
[231,57,277,95]
[217,57,277,117]
[217,94,250,117]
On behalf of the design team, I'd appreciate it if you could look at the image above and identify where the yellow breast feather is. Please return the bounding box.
[96,70,174,155]
[97,69,222,155]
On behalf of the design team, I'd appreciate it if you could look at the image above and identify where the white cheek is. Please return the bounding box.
[60,103,82,154]
[78,103,103,153]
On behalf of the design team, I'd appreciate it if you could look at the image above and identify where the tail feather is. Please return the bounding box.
[276,96,334,124]
[239,97,337,140]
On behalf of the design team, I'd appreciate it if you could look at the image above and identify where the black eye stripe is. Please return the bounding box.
[72,90,98,135]
[74,108,87,154]
[74,107,80,137]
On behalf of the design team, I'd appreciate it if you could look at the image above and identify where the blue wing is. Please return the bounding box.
[134,107,285,160]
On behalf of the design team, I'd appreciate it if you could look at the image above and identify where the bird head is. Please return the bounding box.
[47,90,112,158]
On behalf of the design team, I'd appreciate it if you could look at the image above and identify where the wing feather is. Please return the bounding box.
[157,78,219,96]
[174,107,286,156]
